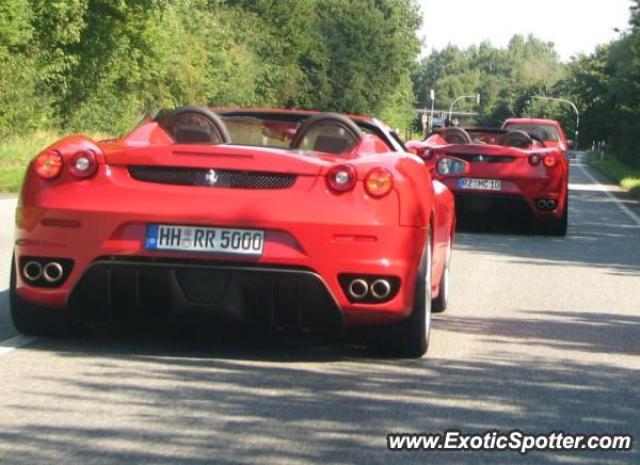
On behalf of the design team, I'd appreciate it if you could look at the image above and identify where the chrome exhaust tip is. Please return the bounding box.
[547,199,557,210]
[348,279,369,300]
[536,199,548,210]
[370,279,392,300]
[43,262,64,283]
[23,261,43,282]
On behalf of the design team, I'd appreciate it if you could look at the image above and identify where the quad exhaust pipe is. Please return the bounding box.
[370,279,392,299]
[23,261,43,282]
[347,278,392,301]
[348,279,369,300]
[23,260,65,283]
[43,262,64,283]
[536,199,558,211]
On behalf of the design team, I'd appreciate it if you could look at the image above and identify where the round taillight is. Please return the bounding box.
[529,154,541,166]
[364,168,394,198]
[543,154,557,168]
[69,150,98,178]
[327,164,356,193]
[34,150,63,179]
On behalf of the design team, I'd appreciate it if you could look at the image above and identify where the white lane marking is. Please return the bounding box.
[0,335,36,357]
[569,182,608,192]
[575,163,640,227]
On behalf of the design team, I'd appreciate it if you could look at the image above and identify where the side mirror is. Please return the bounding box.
[436,157,469,176]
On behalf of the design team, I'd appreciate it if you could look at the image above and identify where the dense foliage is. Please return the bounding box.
[412,35,565,128]
[555,0,640,165]
[0,0,421,136]
[2,1,638,166]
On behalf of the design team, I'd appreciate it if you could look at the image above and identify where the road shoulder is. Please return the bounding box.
[573,155,640,225]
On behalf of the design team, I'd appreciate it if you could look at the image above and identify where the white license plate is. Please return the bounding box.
[457,178,502,191]
[145,224,264,256]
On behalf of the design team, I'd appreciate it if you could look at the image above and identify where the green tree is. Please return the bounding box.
[0,0,423,136]
[411,34,565,129]
[556,0,640,161]
[0,0,47,135]
[316,0,421,127]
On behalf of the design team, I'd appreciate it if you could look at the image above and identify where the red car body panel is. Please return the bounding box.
[406,128,569,224]
[14,109,455,329]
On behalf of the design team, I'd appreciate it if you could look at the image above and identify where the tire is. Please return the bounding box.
[542,195,568,236]
[432,236,452,314]
[368,231,432,358]
[10,254,75,337]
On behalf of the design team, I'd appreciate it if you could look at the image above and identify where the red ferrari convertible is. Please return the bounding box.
[407,126,569,235]
[11,107,458,357]
[502,118,570,153]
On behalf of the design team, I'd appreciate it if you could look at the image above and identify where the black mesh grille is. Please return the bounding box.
[448,153,515,164]
[128,166,297,189]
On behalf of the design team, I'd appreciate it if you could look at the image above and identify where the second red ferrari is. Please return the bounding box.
[407,126,569,235]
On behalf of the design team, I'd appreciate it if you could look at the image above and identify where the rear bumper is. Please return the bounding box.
[440,176,567,221]
[67,259,344,332]
[14,201,426,327]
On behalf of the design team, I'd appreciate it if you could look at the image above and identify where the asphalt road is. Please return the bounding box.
[0,156,639,465]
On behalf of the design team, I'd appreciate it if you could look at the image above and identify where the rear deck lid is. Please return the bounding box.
[99,143,329,177]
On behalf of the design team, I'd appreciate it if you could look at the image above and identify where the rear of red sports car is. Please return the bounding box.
[502,118,570,153]
[408,127,569,235]
[11,108,454,357]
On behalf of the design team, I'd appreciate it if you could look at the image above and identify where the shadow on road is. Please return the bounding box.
[438,310,640,357]
[454,184,640,275]
[0,317,638,465]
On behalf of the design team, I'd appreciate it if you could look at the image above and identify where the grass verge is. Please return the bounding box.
[0,131,107,193]
[587,151,640,200]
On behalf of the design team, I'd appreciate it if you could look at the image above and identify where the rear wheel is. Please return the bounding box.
[368,231,432,358]
[10,255,75,337]
[542,195,568,236]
